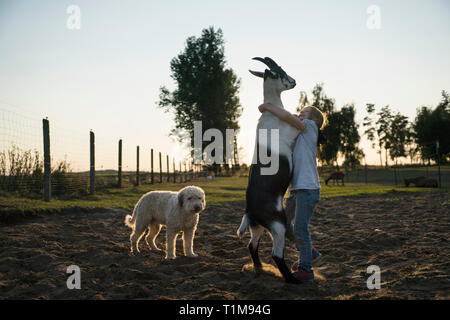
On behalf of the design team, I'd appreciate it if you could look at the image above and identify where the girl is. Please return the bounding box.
[258,103,327,281]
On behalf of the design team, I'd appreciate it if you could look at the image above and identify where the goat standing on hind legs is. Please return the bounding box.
[237,57,301,284]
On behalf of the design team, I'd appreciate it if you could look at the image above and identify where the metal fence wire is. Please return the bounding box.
[1,105,446,201]
[0,106,235,200]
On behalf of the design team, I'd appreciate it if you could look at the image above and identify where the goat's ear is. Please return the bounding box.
[249,70,264,78]
[264,69,278,79]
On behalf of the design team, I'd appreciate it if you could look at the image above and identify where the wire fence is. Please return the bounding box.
[0,106,240,201]
[1,105,447,202]
[318,164,449,188]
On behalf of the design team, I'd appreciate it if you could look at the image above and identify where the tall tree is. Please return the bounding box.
[340,104,364,168]
[305,84,363,168]
[375,105,394,167]
[413,91,450,163]
[307,84,340,166]
[388,112,409,164]
[157,27,242,171]
[362,103,377,165]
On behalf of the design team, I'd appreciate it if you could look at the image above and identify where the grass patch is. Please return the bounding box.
[0,176,445,217]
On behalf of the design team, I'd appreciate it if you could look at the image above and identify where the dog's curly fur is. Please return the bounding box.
[124,186,206,259]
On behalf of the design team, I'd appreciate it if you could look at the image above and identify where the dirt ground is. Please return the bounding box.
[0,190,449,300]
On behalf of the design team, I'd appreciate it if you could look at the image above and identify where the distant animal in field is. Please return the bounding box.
[404,176,438,188]
[124,186,206,259]
[325,171,345,186]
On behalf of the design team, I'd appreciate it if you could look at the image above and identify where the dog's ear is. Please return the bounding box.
[178,192,184,207]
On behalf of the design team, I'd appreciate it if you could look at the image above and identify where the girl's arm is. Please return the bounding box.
[258,103,306,131]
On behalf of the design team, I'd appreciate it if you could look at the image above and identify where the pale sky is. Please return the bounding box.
[1,0,449,171]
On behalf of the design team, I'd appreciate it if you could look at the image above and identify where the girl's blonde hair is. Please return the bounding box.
[305,106,328,130]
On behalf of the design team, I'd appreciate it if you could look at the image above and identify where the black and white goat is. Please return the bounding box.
[237,57,301,283]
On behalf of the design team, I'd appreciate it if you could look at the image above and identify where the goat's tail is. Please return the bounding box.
[237,214,250,238]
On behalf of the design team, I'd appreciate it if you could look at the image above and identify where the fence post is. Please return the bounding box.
[173,158,176,183]
[166,155,170,182]
[159,152,162,183]
[136,146,140,186]
[437,140,441,188]
[90,130,95,195]
[151,149,154,184]
[118,139,122,187]
[364,164,368,185]
[43,118,51,202]
[393,162,398,186]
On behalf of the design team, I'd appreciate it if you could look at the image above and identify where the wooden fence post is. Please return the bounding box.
[364,164,368,185]
[90,130,95,195]
[136,146,140,186]
[151,149,154,184]
[173,158,176,183]
[118,139,122,188]
[166,155,170,182]
[159,152,162,183]
[437,140,441,188]
[43,118,51,202]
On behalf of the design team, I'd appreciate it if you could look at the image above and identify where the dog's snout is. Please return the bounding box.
[194,205,201,211]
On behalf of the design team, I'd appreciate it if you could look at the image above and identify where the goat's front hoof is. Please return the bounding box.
[253,263,263,275]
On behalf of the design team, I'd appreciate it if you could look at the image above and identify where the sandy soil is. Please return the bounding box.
[0,190,449,300]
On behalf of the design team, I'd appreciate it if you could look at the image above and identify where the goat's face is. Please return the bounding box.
[249,57,296,92]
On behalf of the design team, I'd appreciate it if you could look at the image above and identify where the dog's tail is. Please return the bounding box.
[125,196,144,229]
[124,214,135,229]
[237,213,250,238]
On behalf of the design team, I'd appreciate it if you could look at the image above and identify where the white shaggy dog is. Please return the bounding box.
[124,186,206,259]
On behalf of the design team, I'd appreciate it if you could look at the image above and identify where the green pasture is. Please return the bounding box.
[1,170,446,216]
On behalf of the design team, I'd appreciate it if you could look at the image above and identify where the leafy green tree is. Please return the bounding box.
[362,103,377,165]
[306,84,340,166]
[413,91,450,163]
[339,104,364,168]
[405,124,418,164]
[157,27,242,171]
[388,112,409,164]
[375,105,394,167]
[303,84,363,168]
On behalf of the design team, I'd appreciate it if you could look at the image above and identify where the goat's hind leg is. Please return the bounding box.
[270,221,300,284]
[248,224,264,272]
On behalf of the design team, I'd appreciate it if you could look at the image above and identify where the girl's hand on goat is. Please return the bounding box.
[258,103,269,113]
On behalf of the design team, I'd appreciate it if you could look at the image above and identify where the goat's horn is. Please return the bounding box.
[252,57,281,72]
[252,57,272,69]
[249,70,264,78]
[263,57,280,70]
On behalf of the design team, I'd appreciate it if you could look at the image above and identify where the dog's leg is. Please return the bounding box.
[130,223,146,254]
[165,229,178,259]
[248,224,264,271]
[270,221,300,284]
[145,223,162,251]
[183,227,198,257]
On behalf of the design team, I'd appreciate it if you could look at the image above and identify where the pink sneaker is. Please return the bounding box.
[292,267,314,282]
[291,248,324,271]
